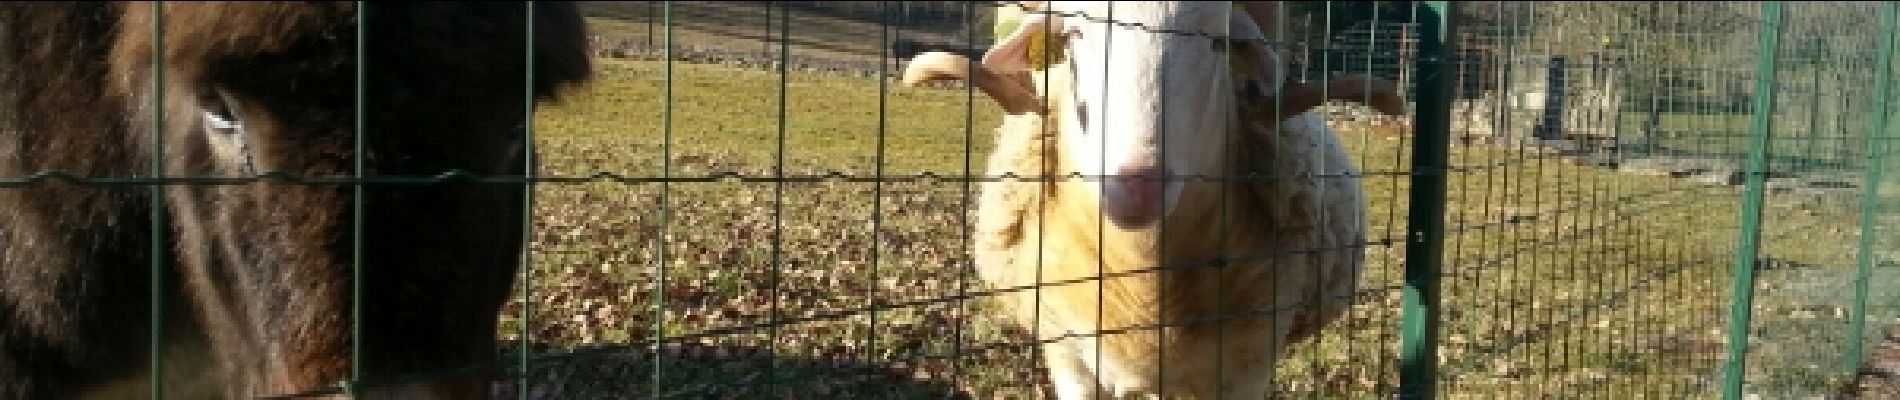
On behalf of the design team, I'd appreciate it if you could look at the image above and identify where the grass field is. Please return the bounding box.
[489,56,1877,399]
[1613,109,1876,175]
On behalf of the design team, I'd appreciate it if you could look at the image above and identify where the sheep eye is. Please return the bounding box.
[1243,80,1266,103]
[1075,101,1089,131]
[1064,44,1087,134]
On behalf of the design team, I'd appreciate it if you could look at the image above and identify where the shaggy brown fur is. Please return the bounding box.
[0,2,591,399]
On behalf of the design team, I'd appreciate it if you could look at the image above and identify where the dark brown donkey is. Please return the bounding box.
[0,2,592,398]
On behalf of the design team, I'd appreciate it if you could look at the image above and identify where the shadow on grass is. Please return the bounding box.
[491,341,980,399]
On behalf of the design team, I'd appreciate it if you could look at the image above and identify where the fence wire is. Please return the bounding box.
[503,2,1900,398]
[2,1,1898,399]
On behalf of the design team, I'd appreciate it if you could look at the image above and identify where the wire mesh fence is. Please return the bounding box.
[1,1,1897,399]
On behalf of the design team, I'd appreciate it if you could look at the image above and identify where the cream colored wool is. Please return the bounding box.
[968,58,1367,400]
[962,2,1369,398]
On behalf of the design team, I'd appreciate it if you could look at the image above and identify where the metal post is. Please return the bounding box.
[148,2,168,399]
[1806,48,1821,171]
[1647,76,1662,156]
[1400,2,1456,399]
[1846,0,1897,377]
[763,1,772,59]
[515,2,536,398]
[350,1,368,397]
[650,2,674,397]
[1722,2,1783,399]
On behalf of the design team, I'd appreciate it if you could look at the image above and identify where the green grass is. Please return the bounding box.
[1614,105,1873,173]
[493,57,1875,399]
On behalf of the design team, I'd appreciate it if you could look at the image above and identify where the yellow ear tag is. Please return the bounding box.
[1026,28,1066,70]
[997,17,1066,71]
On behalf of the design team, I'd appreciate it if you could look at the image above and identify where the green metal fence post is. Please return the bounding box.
[651,1,674,398]
[517,2,537,398]
[148,2,167,399]
[350,1,367,397]
[1399,2,1456,399]
[1805,45,1822,172]
[1722,2,1784,399]
[1845,0,1898,377]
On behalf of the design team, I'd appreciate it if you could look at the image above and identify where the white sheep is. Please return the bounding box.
[903,1,1403,398]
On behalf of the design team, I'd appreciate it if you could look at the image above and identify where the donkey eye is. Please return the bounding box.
[198,89,242,131]
[204,110,240,131]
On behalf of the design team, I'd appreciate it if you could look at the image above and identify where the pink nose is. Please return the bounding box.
[1101,164,1170,228]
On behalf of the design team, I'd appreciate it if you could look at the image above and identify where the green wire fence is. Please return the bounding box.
[4,1,1899,399]
[510,1,1900,398]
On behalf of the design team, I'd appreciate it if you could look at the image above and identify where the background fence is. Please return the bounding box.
[12,1,1893,399]
[494,1,1900,398]
[489,1,1900,398]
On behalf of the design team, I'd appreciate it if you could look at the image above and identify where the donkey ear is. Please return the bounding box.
[983,3,1063,73]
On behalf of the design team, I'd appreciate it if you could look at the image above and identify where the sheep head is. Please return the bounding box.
[900,2,1405,120]
[981,1,1286,229]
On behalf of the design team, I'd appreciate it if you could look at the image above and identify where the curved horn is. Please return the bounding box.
[902,51,1046,115]
[1229,2,1406,122]
[1252,74,1407,122]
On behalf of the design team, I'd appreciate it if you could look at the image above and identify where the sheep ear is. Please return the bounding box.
[1227,3,1287,101]
[983,5,1062,73]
